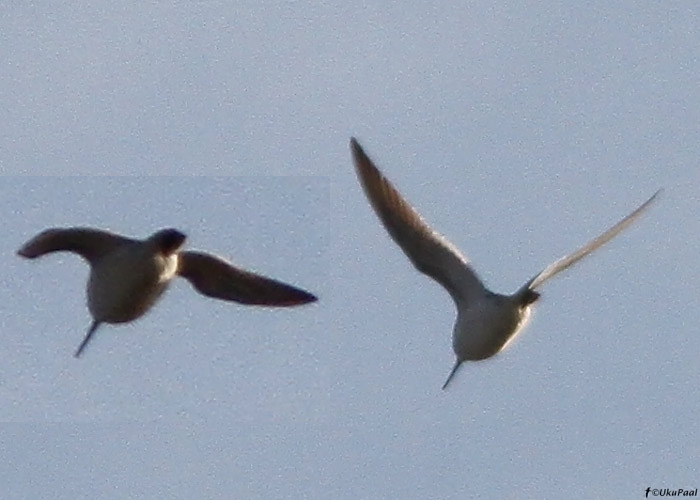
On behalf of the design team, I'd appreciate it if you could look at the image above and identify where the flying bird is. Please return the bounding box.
[17,227,317,357]
[350,137,660,390]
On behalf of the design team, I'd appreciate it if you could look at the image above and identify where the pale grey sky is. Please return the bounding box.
[2,1,699,499]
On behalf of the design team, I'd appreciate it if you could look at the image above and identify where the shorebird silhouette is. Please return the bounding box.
[18,227,317,357]
[350,138,660,390]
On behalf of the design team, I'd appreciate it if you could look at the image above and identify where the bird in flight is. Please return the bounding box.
[350,137,660,390]
[17,227,317,357]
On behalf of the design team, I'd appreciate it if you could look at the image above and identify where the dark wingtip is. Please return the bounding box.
[289,289,318,306]
[16,241,38,259]
[261,284,318,307]
[349,137,364,157]
[350,137,377,178]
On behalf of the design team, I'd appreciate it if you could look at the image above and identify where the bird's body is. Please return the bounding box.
[17,227,317,357]
[349,137,660,390]
[86,238,177,324]
[453,292,530,361]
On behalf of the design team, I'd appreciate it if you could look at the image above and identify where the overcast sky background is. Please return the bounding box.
[2,2,699,499]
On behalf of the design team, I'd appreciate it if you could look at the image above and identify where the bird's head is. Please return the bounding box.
[151,228,187,255]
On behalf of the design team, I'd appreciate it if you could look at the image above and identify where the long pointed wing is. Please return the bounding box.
[17,227,134,263]
[520,189,661,293]
[350,138,485,304]
[177,251,317,306]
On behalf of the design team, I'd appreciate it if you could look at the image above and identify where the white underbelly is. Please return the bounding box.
[453,299,532,360]
[87,250,177,323]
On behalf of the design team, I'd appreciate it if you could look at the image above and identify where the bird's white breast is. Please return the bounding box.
[87,246,178,324]
[453,296,532,361]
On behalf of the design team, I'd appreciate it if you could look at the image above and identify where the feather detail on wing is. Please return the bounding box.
[350,138,485,304]
[17,227,134,263]
[519,189,661,295]
[178,251,317,306]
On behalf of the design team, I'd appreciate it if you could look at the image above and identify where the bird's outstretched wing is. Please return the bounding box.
[350,138,486,304]
[178,251,317,306]
[17,227,134,263]
[519,189,661,294]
